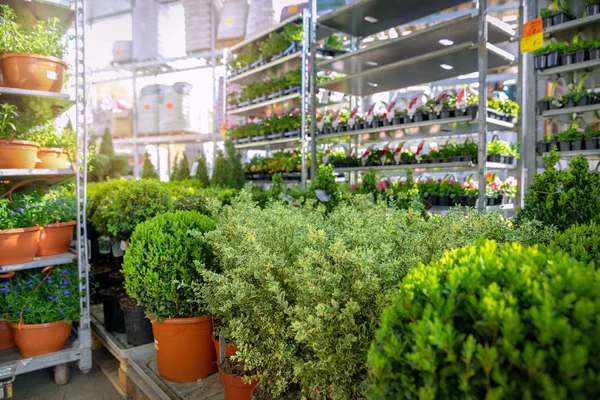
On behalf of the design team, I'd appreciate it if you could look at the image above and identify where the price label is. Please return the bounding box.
[521,18,544,53]
[522,17,543,38]
[348,108,359,127]
[387,101,396,120]
[366,104,376,123]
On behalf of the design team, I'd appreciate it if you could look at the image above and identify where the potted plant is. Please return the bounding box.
[120,297,154,346]
[122,211,218,382]
[5,264,81,357]
[584,127,599,150]
[540,2,573,27]
[487,136,518,164]
[36,186,77,256]
[0,5,69,92]
[589,39,600,60]
[537,96,554,113]
[0,103,40,169]
[30,123,75,169]
[0,274,16,351]
[0,196,42,265]
[440,94,457,119]
[585,0,600,16]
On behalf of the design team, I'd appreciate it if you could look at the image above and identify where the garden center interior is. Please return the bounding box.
[0,0,599,399]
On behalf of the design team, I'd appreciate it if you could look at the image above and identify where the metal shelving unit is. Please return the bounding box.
[311,0,521,211]
[0,0,91,386]
[524,0,600,181]
[333,161,516,174]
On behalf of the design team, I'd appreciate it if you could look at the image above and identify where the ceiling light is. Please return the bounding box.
[502,15,518,22]
[440,64,453,70]
[367,82,378,87]
[362,37,375,43]
[365,61,378,66]
[402,30,412,36]
[438,39,454,46]
[364,16,378,23]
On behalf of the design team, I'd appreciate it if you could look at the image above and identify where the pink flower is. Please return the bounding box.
[505,176,517,187]
[491,180,501,191]
[263,76,271,83]
[350,184,357,191]
[377,180,388,191]
[291,108,300,115]
[469,181,479,189]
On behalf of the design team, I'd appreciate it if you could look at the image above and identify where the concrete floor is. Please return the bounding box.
[11,363,122,400]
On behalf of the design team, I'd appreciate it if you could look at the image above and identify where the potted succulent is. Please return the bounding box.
[122,211,218,382]
[0,196,42,265]
[4,264,81,357]
[0,5,69,92]
[36,186,77,256]
[0,103,40,169]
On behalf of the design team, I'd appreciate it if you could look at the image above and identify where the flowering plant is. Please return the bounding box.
[501,176,518,198]
[2,263,82,324]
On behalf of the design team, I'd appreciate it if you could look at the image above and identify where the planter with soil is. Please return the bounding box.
[100,287,127,333]
[151,315,217,382]
[560,52,575,66]
[37,221,76,256]
[9,319,72,357]
[219,357,258,400]
[558,140,571,152]
[1,53,68,92]
[212,335,238,361]
[586,3,600,15]
[0,226,42,265]
[570,139,583,151]
[463,196,477,208]
[120,298,154,346]
[552,12,571,26]
[36,147,69,169]
[109,271,125,287]
[440,109,454,119]
[0,140,41,169]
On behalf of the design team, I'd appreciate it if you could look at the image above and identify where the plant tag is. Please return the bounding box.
[315,190,330,202]
[323,148,332,164]
[4,384,11,399]
[361,148,371,166]
[112,242,124,257]
[394,142,405,163]
[283,194,295,203]
[380,146,390,164]
[387,101,396,120]
[456,89,467,109]
[347,108,359,127]
[435,92,447,112]
[219,333,226,364]
[317,113,325,130]
[120,241,128,251]
[190,162,199,177]
[365,104,376,123]
[47,70,58,81]
[154,339,159,351]
[332,110,341,128]
[0,385,4,399]
[407,96,422,117]
[321,90,330,104]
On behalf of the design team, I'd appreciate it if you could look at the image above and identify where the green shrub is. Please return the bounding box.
[518,150,600,231]
[194,153,211,187]
[309,164,342,212]
[550,221,599,265]
[141,152,159,180]
[122,211,216,320]
[91,179,173,240]
[368,240,600,400]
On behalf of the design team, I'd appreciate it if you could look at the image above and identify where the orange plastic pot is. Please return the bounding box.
[0,140,40,169]
[151,315,217,382]
[1,53,67,92]
[212,337,238,361]
[36,147,69,169]
[37,221,76,256]
[219,369,258,400]
[0,227,42,265]
[9,320,72,357]
[0,320,15,351]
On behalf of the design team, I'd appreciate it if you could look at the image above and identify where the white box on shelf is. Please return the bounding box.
[218,0,249,43]
[138,85,167,135]
[159,82,193,133]
[112,41,133,63]
[132,0,168,60]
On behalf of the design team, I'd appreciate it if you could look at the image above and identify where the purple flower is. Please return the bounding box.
[58,308,63,315]
[17,208,23,212]
[25,308,30,312]
[34,204,39,208]
[64,289,70,297]
[11,212,16,216]
[28,283,33,288]
[13,112,19,117]
[48,295,53,300]
[46,277,51,283]
[15,310,20,315]
[54,296,59,301]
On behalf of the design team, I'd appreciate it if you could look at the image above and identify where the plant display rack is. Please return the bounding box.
[0,0,92,387]
[311,0,520,211]
[524,0,600,180]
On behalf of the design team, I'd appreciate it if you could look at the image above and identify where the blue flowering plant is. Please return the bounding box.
[0,187,76,230]
[36,186,77,226]
[2,263,82,325]
[0,196,42,231]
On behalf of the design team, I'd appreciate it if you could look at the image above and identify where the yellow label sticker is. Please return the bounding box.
[225,18,233,25]
[154,339,159,351]
[288,5,298,12]
[521,32,544,53]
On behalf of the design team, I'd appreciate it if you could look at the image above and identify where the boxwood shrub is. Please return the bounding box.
[368,241,600,400]
[550,221,599,265]
[122,211,216,320]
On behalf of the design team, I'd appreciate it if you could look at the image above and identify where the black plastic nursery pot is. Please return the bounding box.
[560,52,574,66]
[549,100,563,110]
[534,54,547,70]
[463,196,477,208]
[574,50,588,63]
[428,112,438,120]
[586,3,600,15]
[100,287,127,333]
[590,48,600,60]
[537,100,550,113]
[440,110,454,119]
[558,140,571,152]
[552,12,570,25]
[109,271,125,287]
[438,195,451,207]
[542,16,553,28]
[455,109,465,117]
[336,125,348,133]
[578,95,592,107]
[584,137,598,150]
[426,194,438,207]
[487,154,502,163]
[565,98,576,108]
[546,51,561,68]
[393,116,404,125]
[451,196,464,207]
[91,264,113,304]
[570,139,583,151]
[537,141,547,154]
[466,105,478,118]
[120,298,154,347]
[372,120,384,128]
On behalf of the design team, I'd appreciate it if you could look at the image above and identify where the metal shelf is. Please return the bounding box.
[539,149,600,159]
[235,136,300,149]
[333,161,515,174]
[113,132,220,146]
[229,14,302,52]
[0,86,74,119]
[428,203,515,214]
[538,103,600,119]
[543,13,600,39]
[319,42,516,96]
[0,345,80,379]
[2,0,74,26]
[229,52,302,85]
[314,116,515,141]
[318,14,515,76]
[0,252,76,273]
[229,92,300,117]
[0,168,74,181]
[537,58,600,77]
[317,0,468,37]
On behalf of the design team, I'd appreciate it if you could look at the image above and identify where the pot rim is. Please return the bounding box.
[1,53,68,68]
[44,220,77,228]
[0,226,42,234]
[38,147,68,155]
[0,139,41,148]
[218,368,259,383]
[9,319,70,330]
[147,313,211,324]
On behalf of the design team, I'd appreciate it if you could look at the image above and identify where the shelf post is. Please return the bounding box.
[477,0,489,212]
[301,9,310,189]
[74,0,92,374]
[309,0,317,183]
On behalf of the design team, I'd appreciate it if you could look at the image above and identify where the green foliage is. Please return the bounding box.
[99,128,115,157]
[309,164,342,212]
[123,211,216,321]
[325,34,344,50]
[89,130,131,181]
[2,264,83,324]
[141,152,159,180]
[368,240,600,400]
[550,221,599,265]
[0,103,18,140]
[174,152,191,181]
[518,150,600,231]
[211,141,245,189]
[90,179,173,240]
[170,153,180,181]
[487,138,519,157]
[194,152,210,187]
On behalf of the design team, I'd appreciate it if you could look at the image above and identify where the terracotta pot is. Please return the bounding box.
[0,140,41,169]
[219,369,258,400]
[9,320,72,357]
[1,53,67,92]
[0,320,15,351]
[212,337,238,361]
[36,147,69,169]
[37,221,76,256]
[0,227,42,265]
[151,315,217,382]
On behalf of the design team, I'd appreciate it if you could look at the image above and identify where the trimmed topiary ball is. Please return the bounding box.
[368,240,600,400]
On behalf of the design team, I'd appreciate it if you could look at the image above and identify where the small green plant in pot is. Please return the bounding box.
[0,103,41,169]
[0,5,69,92]
[122,211,218,382]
